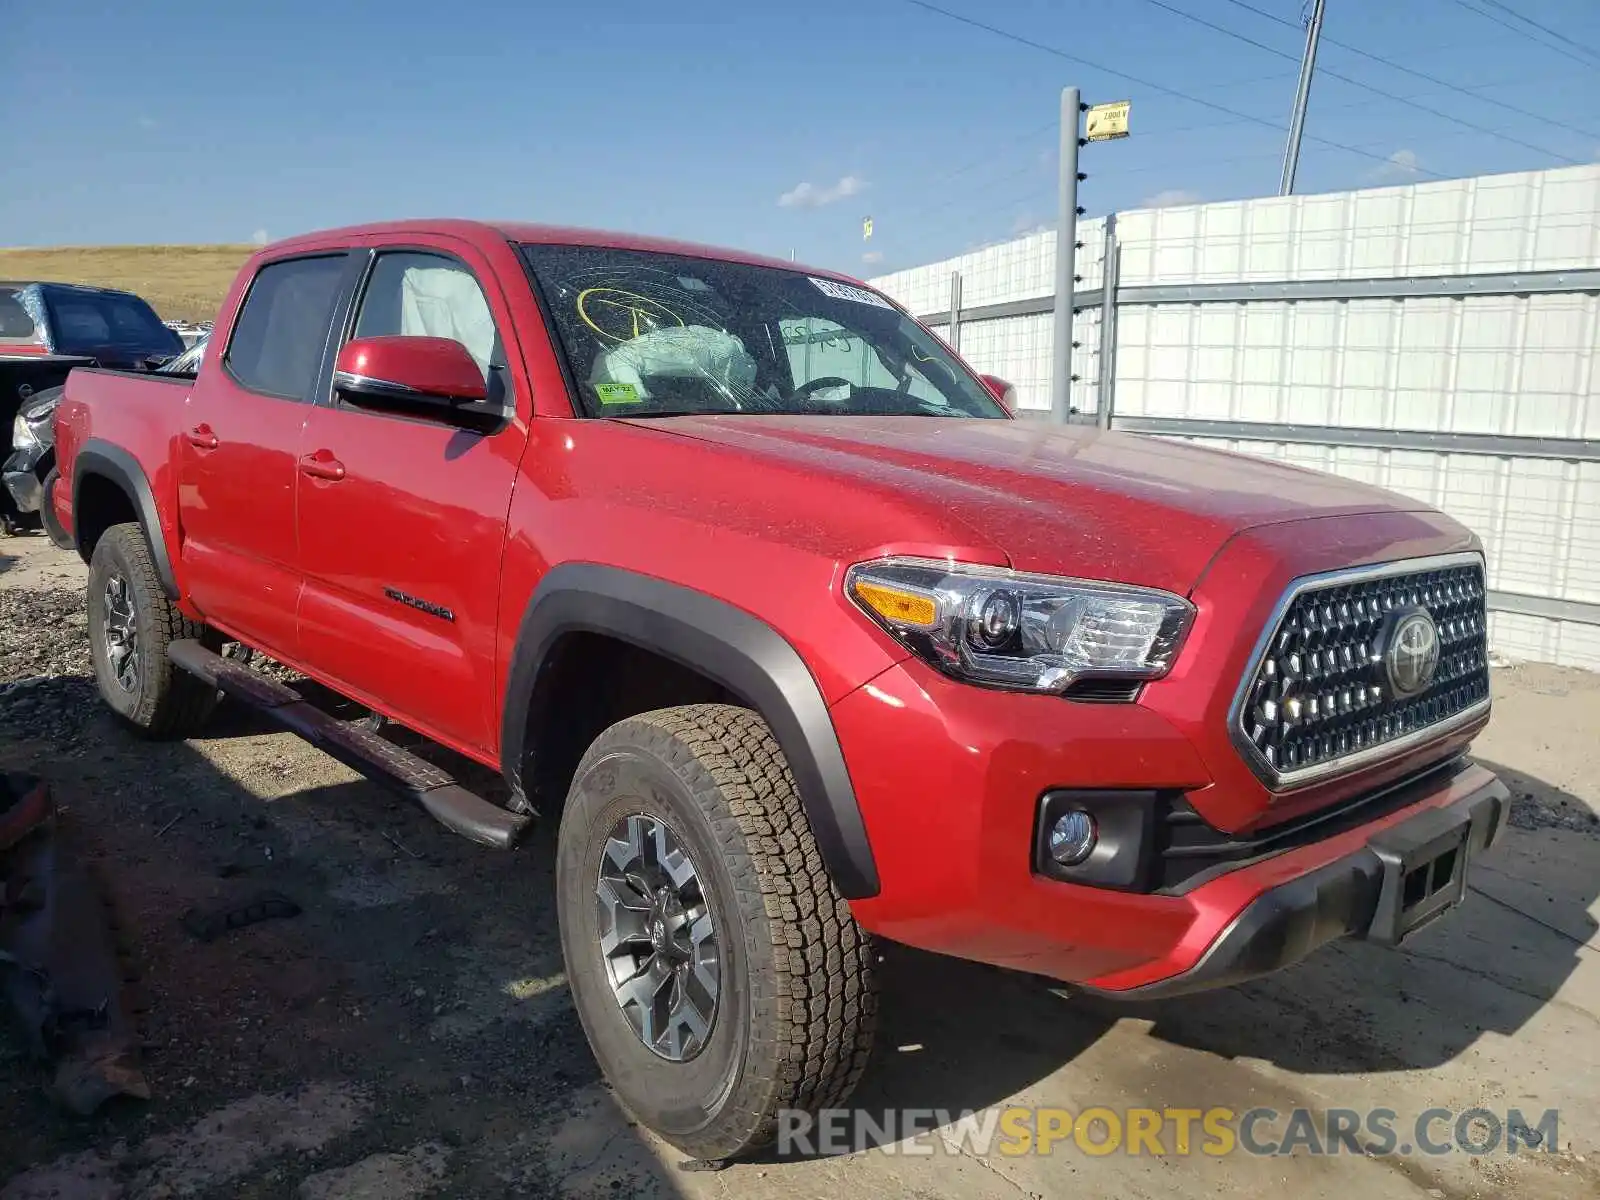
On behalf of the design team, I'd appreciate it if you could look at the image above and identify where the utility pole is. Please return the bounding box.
[1051,86,1083,424]
[1279,0,1327,196]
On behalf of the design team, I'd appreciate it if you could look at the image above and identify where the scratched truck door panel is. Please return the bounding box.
[294,246,526,753]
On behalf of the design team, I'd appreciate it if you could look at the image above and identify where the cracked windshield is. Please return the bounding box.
[521,244,1006,419]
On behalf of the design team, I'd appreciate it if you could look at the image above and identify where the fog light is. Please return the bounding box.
[1047,809,1097,866]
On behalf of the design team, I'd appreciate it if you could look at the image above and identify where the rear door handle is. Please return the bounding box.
[185,424,218,450]
[299,451,346,482]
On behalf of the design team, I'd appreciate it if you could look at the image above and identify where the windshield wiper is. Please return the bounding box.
[605,408,746,419]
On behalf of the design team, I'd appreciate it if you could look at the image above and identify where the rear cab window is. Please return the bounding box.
[41,287,181,359]
[224,255,348,399]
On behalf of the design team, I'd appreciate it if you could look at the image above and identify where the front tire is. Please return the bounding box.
[556,704,877,1160]
[86,523,218,738]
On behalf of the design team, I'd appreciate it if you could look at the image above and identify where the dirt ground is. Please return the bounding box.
[1,532,1597,1200]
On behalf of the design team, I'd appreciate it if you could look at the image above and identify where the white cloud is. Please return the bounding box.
[1370,148,1422,182]
[861,250,884,265]
[1142,189,1202,209]
[778,175,867,209]
[137,116,158,130]
[1010,212,1051,239]
[250,229,269,245]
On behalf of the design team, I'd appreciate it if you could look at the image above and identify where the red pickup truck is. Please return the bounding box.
[50,221,1505,1159]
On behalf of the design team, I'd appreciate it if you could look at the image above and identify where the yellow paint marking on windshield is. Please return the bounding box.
[576,287,685,343]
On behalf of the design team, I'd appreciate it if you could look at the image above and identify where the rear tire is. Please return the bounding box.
[86,523,218,738]
[556,704,877,1160]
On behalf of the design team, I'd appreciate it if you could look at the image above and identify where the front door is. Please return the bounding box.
[294,242,529,755]
[177,252,352,656]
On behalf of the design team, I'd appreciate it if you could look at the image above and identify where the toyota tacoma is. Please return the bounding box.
[47,220,1504,1159]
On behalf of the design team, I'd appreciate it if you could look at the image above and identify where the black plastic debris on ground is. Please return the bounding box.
[181,890,302,942]
[0,771,150,1115]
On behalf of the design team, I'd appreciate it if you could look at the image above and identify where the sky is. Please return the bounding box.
[1,0,1597,276]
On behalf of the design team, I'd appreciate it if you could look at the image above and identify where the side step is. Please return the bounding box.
[168,640,531,850]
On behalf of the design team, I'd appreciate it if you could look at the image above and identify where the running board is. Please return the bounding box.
[167,639,531,850]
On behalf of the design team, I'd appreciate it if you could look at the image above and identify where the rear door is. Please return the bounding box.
[177,252,354,656]
[294,239,529,754]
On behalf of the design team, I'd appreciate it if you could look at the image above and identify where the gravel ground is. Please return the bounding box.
[1,533,1597,1200]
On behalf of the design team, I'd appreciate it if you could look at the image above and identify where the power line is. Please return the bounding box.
[1138,0,1582,163]
[898,0,1447,177]
[1475,0,1600,63]
[1136,68,1568,139]
[1215,0,1600,141]
[1446,0,1600,68]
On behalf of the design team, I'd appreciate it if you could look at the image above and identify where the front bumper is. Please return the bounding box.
[3,445,47,514]
[1082,769,1505,998]
[832,656,1502,994]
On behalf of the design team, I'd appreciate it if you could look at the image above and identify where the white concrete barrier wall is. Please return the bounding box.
[870,164,1600,670]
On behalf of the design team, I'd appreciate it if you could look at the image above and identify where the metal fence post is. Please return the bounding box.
[1096,211,1119,429]
[1051,86,1082,425]
[948,271,962,353]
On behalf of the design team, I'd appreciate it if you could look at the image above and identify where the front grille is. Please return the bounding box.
[1235,555,1490,788]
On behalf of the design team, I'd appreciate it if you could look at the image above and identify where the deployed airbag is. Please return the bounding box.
[589,325,757,405]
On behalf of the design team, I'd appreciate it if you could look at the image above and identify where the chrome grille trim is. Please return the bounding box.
[1229,552,1491,792]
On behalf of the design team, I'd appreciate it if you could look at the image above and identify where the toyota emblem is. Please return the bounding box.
[1384,608,1441,697]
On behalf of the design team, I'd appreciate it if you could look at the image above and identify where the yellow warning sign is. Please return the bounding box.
[1085,100,1131,142]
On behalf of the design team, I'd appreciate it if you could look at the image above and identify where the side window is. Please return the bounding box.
[224,255,347,399]
[352,252,497,382]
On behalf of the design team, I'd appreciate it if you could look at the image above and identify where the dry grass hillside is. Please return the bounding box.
[0,245,256,323]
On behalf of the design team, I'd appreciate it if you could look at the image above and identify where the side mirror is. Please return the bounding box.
[979,374,1018,415]
[333,336,491,419]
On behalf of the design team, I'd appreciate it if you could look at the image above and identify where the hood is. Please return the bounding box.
[624,415,1434,593]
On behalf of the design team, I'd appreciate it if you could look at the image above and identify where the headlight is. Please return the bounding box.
[846,557,1194,694]
[11,413,38,451]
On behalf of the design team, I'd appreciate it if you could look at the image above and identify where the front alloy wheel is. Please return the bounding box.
[597,813,720,1062]
[556,705,878,1161]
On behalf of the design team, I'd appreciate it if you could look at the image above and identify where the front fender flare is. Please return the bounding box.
[501,563,881,900]
[72,439,178,598]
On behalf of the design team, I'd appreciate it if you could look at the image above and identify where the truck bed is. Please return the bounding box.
[52,367,198,556]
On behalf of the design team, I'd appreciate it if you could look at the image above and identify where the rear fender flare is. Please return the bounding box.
[501,563,881,900]
[72,439,178,599]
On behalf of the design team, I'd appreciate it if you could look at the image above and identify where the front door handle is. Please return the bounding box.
[185,424,219,450]
[299,451,346,482]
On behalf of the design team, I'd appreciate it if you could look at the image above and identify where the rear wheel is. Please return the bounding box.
[556,704,877,1160]
[86,523,218,737]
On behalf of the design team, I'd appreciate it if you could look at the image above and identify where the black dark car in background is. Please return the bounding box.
[2,282,188,535]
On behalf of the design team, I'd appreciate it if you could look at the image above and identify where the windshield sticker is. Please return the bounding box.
[808,278,894,310]
[594,381,641,406]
